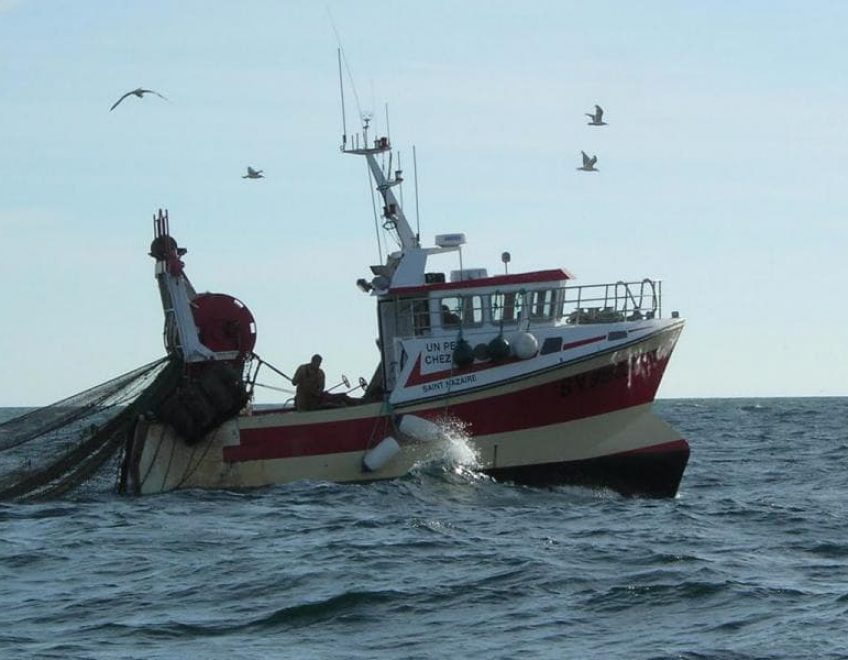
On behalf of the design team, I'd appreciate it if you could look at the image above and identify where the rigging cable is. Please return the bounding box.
[327,10,365,125]
[367,163,385,263]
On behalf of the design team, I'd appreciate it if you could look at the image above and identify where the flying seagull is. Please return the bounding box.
[586,104,607,126]
[242,167,264,179]
[577,151,598,172]
[109,87,168,111]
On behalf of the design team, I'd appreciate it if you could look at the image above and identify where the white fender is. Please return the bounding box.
[398,415,442,442]
[513,332,539,359]
[362,436,401,472]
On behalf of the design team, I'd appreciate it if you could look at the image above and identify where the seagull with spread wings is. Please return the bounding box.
[586,104,607,126]
[109,87,168,111]
[242,167,264,179]
[577,151,598,172]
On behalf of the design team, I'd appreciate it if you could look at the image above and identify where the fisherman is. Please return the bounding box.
[292,354,325,411]
[441,304,460,327]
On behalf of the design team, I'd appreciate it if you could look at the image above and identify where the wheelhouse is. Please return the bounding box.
[375,267,665,393]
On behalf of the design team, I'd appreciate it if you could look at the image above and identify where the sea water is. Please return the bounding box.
[1,398,846,659]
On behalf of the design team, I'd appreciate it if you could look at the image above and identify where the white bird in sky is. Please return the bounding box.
[577,151,598,172]
[242,166,264,179]
[586,104,607,126]
[109,87,168,111]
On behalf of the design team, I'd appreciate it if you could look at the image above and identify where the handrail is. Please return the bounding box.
[383,278,665,338]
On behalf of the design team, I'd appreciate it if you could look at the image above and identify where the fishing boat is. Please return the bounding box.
[125,119,689,498]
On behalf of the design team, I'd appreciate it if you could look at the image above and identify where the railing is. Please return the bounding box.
[384,278,664,340]
[564,278,661,325]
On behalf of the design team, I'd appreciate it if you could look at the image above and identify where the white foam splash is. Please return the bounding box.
[419,416,481,473]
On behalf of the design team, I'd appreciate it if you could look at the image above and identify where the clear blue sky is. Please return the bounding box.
[2,1,846,405]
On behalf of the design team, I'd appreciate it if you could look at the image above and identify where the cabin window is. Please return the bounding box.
[395,299,416,338]
[393,297,431,338]
[438,295,485,328]
[463,295,485,326]
[439,296,462,328]
[412,299,430,336]
[529,289,557,320]
[491,291,524,325]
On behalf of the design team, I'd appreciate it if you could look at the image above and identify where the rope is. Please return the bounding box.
[364,397,394,452]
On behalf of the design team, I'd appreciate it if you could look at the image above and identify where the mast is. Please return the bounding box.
[337,48,347,150]
[342,118,462,291]
[343,120,418,251]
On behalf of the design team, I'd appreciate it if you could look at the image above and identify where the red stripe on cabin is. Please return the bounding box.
[404,334,606,387]
[561,335,606,351]
[389,269,572,296]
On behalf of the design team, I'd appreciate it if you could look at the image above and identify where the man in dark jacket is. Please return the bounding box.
[292,354,325,411]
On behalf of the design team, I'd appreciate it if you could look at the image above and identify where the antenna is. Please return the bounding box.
[413,145,421,240]
[337,48,347,148]
[327,8,365,126]
[368,79,376,130]
[384,102,391,144]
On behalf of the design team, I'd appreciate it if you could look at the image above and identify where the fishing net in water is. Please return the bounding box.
[0,357,183,501]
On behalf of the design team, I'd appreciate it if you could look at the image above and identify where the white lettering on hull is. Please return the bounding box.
[422,373,478,393]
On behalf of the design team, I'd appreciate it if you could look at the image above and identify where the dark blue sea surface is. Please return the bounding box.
[1,398,846,659]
